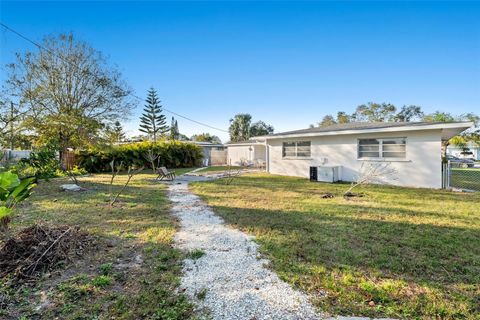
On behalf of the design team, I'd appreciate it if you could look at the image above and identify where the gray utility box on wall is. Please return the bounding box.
[310,166,341,182]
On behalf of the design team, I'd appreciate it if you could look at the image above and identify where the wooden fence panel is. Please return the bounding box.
[62,151,76,170]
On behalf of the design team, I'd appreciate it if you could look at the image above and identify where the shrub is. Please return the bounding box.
[76,141,203,173]
[19,144,60,178]
[0,171,36,230]
[2,161,37,178]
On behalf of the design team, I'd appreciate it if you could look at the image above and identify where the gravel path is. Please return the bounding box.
[169,175,323,320]
[169,174,394,320]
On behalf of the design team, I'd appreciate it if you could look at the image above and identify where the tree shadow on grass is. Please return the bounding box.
[204,203,480,318]
[228,173,480,204]
[209,203,480,286]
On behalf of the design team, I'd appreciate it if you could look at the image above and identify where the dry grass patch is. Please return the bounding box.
[1,171,195,319]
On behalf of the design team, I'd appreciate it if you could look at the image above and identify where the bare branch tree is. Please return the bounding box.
[110,165,144,206]
[344,162,398,197]
[143,149,159,173]
[5,33,136,156]
[109,160,123,203]
[223,160,242,185]
[61,163,79,185]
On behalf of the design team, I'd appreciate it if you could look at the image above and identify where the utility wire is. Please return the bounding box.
[0,22,228,133]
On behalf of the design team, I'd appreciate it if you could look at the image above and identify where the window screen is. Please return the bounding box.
[282,141,311,158]
[358,138,406,159]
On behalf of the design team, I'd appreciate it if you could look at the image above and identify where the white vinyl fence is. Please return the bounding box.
[1,149,32,162]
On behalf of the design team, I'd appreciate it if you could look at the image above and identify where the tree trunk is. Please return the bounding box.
[442,140,449,161]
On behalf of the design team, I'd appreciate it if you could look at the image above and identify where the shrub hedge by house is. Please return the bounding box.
[75,141,203,172]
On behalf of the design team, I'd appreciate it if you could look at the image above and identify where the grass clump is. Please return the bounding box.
[196,288,208,300]
[91,275,112,288]
[187,249,206,260]
[99,262,113,275]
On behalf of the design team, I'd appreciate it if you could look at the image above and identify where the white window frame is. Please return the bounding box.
[282,141,311,159]
[357,137,407,160]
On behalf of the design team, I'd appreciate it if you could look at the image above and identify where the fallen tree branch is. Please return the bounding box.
[344,162,397,197]
[28,227,72,275]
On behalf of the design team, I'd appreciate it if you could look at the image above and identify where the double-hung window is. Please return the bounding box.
[282,141,311,158]
[358,138,406,159]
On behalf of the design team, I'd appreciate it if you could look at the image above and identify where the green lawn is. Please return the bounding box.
[169,167,198,176]
[1,170,196,319]
[195,165,243,173]
[451,168,480,191]
[190,173,480,319]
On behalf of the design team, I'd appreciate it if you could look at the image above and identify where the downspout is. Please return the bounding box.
[265,139,269,173]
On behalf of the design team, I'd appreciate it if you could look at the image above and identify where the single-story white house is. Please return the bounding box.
[249,121,473,189]
[226,140,267,167]
[447,141,480,160]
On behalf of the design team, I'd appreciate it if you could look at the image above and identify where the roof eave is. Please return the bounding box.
[256,122,474,140]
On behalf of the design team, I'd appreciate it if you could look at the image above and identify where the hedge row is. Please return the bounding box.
[75,141,204,172]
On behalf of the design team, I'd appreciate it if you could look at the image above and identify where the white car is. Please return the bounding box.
[447,156,475,168]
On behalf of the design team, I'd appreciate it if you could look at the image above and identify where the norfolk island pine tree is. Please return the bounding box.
[139,88,169,142]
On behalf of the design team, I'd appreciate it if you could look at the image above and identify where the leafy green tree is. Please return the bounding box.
[394,105,424,122]
[191,133,221,144]
[318,115,337,127]
[0,97,29,149]
[139,88,168,142]
[229,113,252,142]
[316,112,350,127]
[459,112,480,126]
[5,33,134,157]
[178,133,190,141]
[170,117,180,140]
[105,121,125,144]
[422,111,455,122]
[423,111,479,157]
[336,111,351,124]
[249,121,274,137]
[353,102,397,122]
[113,121,126,142]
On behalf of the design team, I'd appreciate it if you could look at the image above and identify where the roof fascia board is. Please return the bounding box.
[259,122,473,140]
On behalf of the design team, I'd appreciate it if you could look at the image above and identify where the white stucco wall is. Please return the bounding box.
[266,129,443,188]
[254,145,266,161]
[227,145,253,165]
[227,144,267,165]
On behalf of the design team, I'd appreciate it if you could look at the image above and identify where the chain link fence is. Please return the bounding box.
[443,161,480,191]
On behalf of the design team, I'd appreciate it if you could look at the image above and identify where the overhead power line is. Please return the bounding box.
[0,22,228,133]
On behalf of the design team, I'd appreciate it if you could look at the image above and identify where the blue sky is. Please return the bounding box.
[1,1,479,142]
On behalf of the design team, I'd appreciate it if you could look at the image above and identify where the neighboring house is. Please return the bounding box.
[447,141,480,160]
[250,121,473,189]
[226,140,267,167]
[191,141,226,166]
